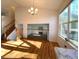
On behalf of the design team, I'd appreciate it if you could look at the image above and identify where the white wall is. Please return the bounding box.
[15,8,58,42]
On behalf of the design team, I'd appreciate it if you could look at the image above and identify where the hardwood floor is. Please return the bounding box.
[1,38,59,59]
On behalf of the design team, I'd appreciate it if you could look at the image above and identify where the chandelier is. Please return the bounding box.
[28,0,38,15]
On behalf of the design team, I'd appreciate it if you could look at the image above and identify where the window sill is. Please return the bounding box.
[58,35,78,50]
[68,40,78,47]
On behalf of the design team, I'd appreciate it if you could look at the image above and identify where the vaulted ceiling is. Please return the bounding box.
[1,0,71,13]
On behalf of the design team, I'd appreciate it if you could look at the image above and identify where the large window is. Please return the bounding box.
[69,0,78,41]
[59,0,78,45]
[59,7,68,38]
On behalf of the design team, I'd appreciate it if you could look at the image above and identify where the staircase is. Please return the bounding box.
[1,20,15,42]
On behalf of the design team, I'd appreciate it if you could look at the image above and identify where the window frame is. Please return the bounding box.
[59,0,78,47]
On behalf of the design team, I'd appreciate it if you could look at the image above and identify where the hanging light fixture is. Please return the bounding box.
[28,0,38,15]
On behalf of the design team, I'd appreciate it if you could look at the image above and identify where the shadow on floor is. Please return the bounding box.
[1,38,59,59]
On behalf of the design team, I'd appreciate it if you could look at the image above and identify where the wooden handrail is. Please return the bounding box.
[5,24,15,37]
[3,20,15,37]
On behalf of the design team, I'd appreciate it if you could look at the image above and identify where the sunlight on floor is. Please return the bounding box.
[3,51,38,59]
[5,41,23,45]
[1,48,11,56]
[1,39,59,59]
[21,43,31,48]
[16,37,23,42]
[27,40,42,49]
[2,43,17,47]
[1,39,42,59]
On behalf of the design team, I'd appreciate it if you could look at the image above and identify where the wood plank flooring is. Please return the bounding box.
[1,38,59,59]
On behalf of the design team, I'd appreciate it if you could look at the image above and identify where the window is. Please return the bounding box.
[69,0,78,41]
[59,0,78,45]
[59,7,68,38]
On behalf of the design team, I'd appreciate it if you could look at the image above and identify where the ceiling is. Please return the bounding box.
[1,0,71,13]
